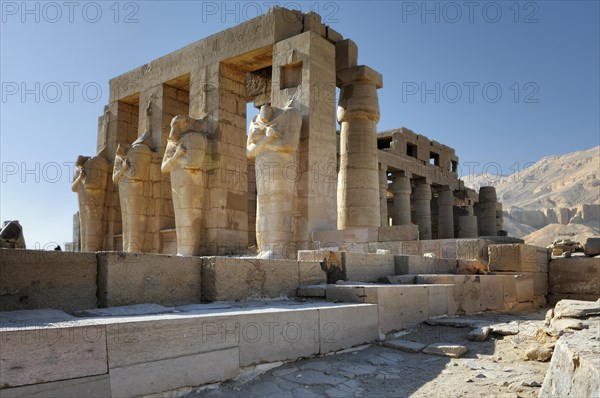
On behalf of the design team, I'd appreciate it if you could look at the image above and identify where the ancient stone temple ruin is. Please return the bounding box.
[2,8,598,398]
[69,7,504,259]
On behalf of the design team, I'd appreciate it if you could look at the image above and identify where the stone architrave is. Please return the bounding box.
[113,131,153,252]
[161,115,210,256]
[247,102,302,259]
[72,155,109,252]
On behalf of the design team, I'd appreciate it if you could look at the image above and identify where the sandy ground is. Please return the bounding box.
[186,310,550,398]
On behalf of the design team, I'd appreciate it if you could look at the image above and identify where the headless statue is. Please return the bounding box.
[247,101,302,259]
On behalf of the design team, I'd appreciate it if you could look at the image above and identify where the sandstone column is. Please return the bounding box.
[391,172,412,225]
[247,103,302,259]
[379,165,389,227]
[72,155,109,251]
[458,204,478,238]
[161,115,209,256]
[112,131,153,252]
[413,179,432,240]
[476,186,498,236]
[437,186,455,239]
[337,66,383,229]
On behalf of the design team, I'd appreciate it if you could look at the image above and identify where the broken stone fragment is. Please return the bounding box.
[422,343,469,358]
[467,326,491,342]
[525,346,553,362]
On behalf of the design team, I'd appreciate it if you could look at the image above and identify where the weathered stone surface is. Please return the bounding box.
[238,308,319,366]
[201,257,304,301]
[0,375,111,398]
[549,257,600,295]
[109,347,239,397]
[299,261,327,285]
[97,251,201,307]
[422,343,469,358]
[479,275,504,311]
[73,303,173,317]
[318,303,379,354]
[343,252,395,282]
[515,274,535,303]
[584,236,600,256]
[467,326,491,342]
[488,244,549,273]
[457,259,488,274]
[383,339,426,353]
[377,225,419,242]
[0,323,108,387]
[297,284,326,297]
[395,255,457,275]
[384,275,416,284]
[525,346,553,362]
[553,299,600,319]
[0,249,97,312]
[540,327,600,397]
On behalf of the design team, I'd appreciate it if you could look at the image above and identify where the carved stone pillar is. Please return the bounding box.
[337,66,383,229]
[413,180,432,240]
[437,186,455,239]
[247,103,302,259]
[458,204,478,238]
[379,165,388,227]
[392,172,412,226]
[161,115,209,256]
[72,155,109,252]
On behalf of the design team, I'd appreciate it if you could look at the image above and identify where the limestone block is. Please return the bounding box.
[311,230,344,247]
[395,255,457,275]
[377,225,419,242]
[326,285,375,303]
[373,285,430,333]
[488,244,549,273]
[427,284,453,317]
[105,313,240,369]
[318,304,379,353]
[422,343,469,358]
[398,239,459,259]
[109,347,239,398]
[201,257,299,301]
[335,39,358,71]
[533,272,548,296]
[97,252,201,307]
[417,275,482,314]
[549,257,600,294]
[341,227,379,243]
[584,237,600,256]
[501,275,518,303]
[385,275,416,284]
[299,261,327,285]
[297,285,326,297]
[0,249,97,312]
[548,294,600,306]
[0,323,107,387]
[539,327,600,397]
[238,308,319,366]
[479,275,504,311]
[0,375,111,398]
[342,252,395,282]
[515,274,534,303]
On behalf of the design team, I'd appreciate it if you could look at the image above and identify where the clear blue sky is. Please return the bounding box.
[1,1,599,248]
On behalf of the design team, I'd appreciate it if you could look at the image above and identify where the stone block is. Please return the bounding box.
[548,294,600,306]
[238,308,319,366]
[373,285,429,333]
[0,249,97,311]
[317,304,379,353]
[342,252,395,282]
[0,375,111,398]
[539,327,600,398]
[298,261,327,285]
[384,275,416,284]
[584,237,600,256]
[549,257,600,295]
[105,313,240,369]
[515,274,535,303]
[488,244,549,273]
[0,323,107,387]
[501,275,518,303]
[97,252,201,307]
[395,255,457,274]
[427,284,453,317]
[109,347,239,398]
[310,230,343,247]
[326,285,373,303]
[201,257,299,301]
[335,39,357,71]
[297,285,326,297]
[342,227,379,243]
[533,272,548,296]
[479,275,504,311]
[377,225,419,242]
[398,239,458,258]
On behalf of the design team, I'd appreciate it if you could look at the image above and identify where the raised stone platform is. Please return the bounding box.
[0,301,378,397]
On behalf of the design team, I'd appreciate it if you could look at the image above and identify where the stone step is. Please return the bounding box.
[0,301,378,398]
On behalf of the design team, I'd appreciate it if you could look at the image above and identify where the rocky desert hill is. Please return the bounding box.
[465,146,600,246]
